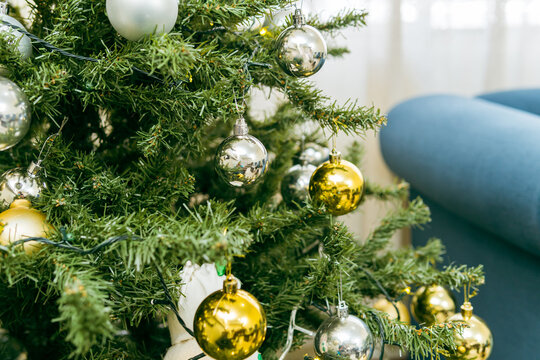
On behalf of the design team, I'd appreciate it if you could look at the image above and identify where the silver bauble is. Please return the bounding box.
[0,77,31,151]
[276,9,327,77]
[215,118,268,187]
[281,163,316,205]
[106,0,178,41]
[314,303,374,360]
[0,162,45,206]
[297,143,330,167]
[0,6,32,60]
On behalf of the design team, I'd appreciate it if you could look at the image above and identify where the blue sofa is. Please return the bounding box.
[380,90,540,360]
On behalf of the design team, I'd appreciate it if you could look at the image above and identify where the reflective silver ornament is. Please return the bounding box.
[0,162,45,206]
[106,0,178,41]
[215,118,268,187]
[0,76,31,151]
[314,302,374,360]
[276,9,327,77]
[297,143,330,167]
[281,163,316,205]
[0,4,32,60]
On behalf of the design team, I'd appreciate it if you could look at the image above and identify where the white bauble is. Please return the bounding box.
[164,262,260,360]
[0,13,32,59]
[106,0,178,41]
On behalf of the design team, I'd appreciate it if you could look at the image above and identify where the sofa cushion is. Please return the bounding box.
[381,95,540,257]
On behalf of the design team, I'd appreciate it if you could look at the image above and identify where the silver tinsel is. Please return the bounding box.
[215,118,268,187]
[314,302,374,360]
[275,9,327,77]
[106,0,178,41]
[0,76,31,151]
[281,163,316,206]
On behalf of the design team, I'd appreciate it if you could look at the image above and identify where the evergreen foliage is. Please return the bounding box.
[0,1,484,359]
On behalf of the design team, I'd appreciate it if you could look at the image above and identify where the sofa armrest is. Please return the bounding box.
[380,94,540,257]
[478,89,540,116]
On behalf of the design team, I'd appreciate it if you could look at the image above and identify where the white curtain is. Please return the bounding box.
[307,0,540,110]
[296,0,540,242]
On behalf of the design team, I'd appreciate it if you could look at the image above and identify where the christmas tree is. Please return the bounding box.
[0,1,488,359]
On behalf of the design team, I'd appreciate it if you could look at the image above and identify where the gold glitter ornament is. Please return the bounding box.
[447,302,493,360]
[0,199,52,254]
[193,275,267,360]
[308,150,364,216]
[411,285,456,326]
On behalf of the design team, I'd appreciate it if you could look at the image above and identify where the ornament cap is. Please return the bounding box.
[329,149,342,164]
[27,161,42,179]
[461,301,474,320]
[223,275,239,295]
[337,300,349,319]
[10,199,31,209]
[293,8,305,27]
[234,117,249,136]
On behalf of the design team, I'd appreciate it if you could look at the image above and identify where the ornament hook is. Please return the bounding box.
[278,307,315,360]
[30,117,68,178]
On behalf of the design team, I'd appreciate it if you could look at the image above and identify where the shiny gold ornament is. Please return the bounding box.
[0,199,52,254]
[193,275,267,360]
[411,285,456,326]
[373,298,411,324]
[447,302,493,360]
[309,150,364,216]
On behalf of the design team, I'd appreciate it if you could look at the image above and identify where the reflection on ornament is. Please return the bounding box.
[296,143,330,167]
[0,328,27,360]
[215,118,268,187]
[275,9,327,77]
[106,0,178,41]
[314,302,374,360]
[281,163,316,206]
[447,302,492,360]
[411,285,456,326]
[373,298,411,324]
[0,76,31,151]
[193,275,267,360]
[0,3,32,60]
[0,199,53,254]
[309,150,364,216]
[0,162,45,206]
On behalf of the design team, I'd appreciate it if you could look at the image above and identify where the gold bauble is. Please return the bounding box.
[0,199,52,254]
[373,298,411,324]
[447,302,493,360]
[308,151,364,216]
[193,276,267,360]
[411,285,456,326]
